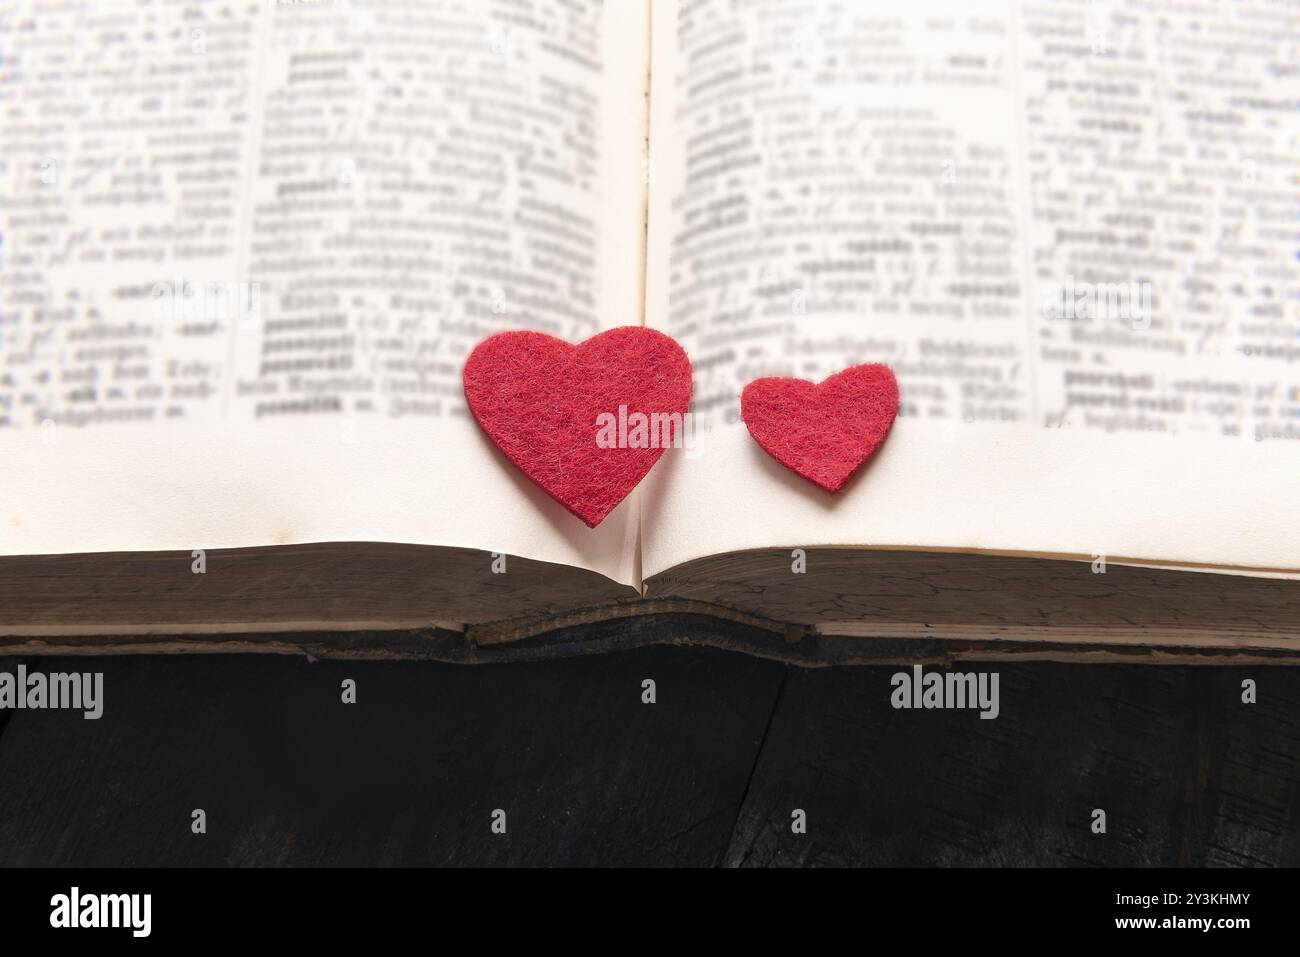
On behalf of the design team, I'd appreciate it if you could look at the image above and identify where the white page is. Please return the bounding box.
[642,0,1300,578]
[0,0,649,585]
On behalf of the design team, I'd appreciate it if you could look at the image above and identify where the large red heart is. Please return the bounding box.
[463,328,693,527]
[741,364,899,493]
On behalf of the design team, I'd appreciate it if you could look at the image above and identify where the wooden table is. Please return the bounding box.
[0,641,1296,866]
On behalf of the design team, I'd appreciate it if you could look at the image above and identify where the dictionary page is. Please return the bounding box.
[0,0,648,586]
[642,0,1300,579]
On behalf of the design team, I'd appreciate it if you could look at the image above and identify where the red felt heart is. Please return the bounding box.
[741,363,899,493]
[463,328,693,527]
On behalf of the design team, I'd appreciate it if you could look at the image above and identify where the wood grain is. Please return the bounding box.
[0,644,1295,866]
[0,647,783,866]
[724,662,1300,866]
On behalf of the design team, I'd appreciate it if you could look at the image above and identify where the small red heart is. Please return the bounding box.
[464,328,693,527]
[741,364,899,493]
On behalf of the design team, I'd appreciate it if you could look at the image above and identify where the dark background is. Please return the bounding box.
[0,643,1296,866]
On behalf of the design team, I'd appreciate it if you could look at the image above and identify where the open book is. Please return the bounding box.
[2,0,1298,663]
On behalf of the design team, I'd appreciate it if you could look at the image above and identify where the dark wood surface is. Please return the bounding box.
[0,643,1296,866]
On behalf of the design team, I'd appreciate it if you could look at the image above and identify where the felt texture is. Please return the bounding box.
[740,363,899,493]
[463,327,693,527]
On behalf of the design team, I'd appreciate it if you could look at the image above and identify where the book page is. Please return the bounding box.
[0,0,648,586]
[642,0,1300,578]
